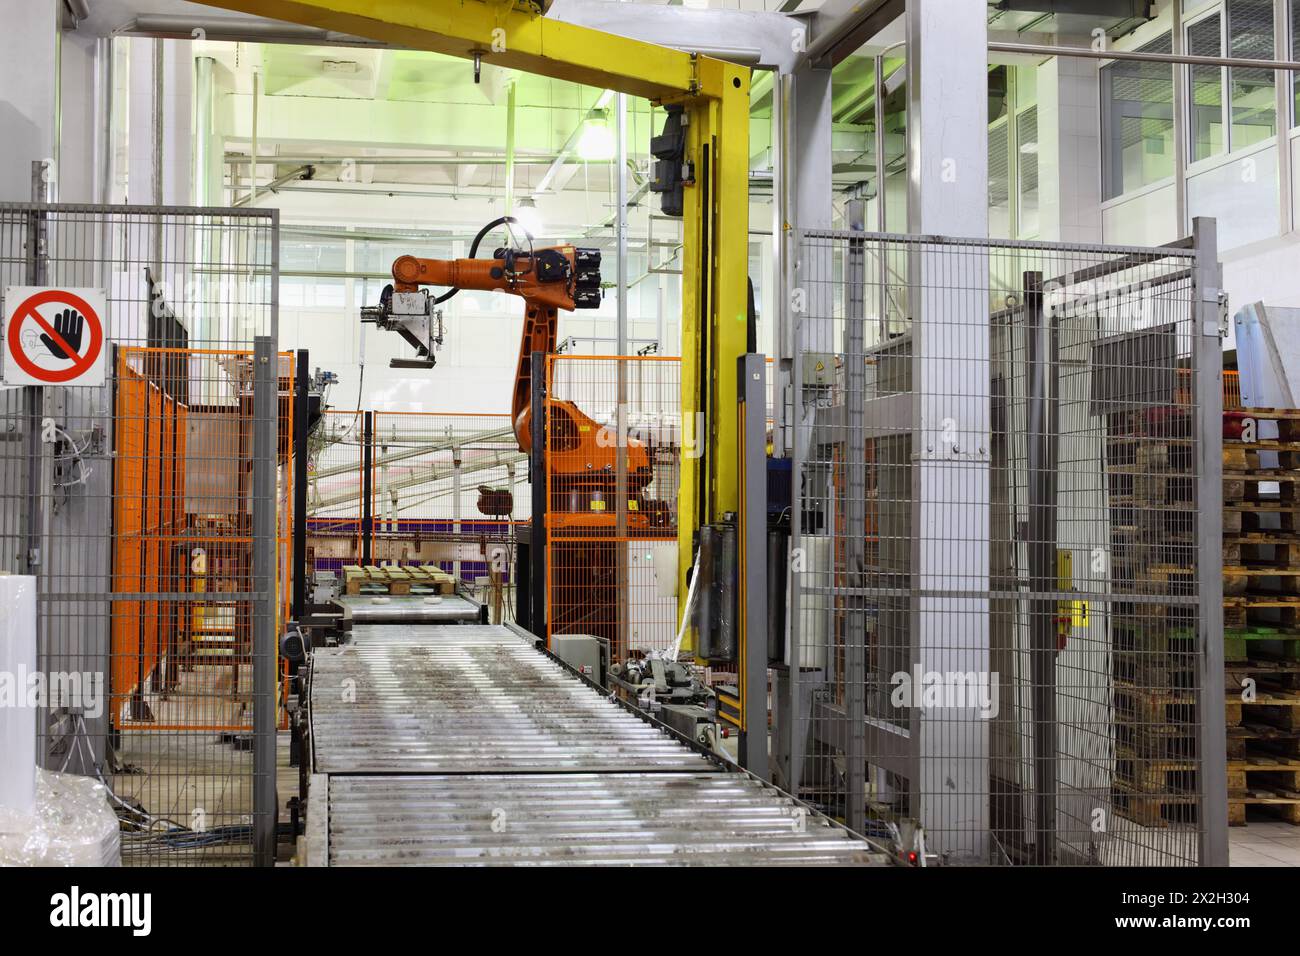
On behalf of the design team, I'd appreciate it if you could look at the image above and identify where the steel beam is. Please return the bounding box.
[548,0,805,72]
[802,0,904,70]
[198,0,704,99]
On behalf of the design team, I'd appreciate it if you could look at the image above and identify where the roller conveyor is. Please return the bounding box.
[322,774,886,866]
[310,625,713,773]
[305,624,890,866]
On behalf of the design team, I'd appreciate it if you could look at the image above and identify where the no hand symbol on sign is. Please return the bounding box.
[2,286,107,387]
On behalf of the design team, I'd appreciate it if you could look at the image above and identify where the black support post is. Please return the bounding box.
[291,349,309,620]
[530,351,547,639]
[361,410,374,565]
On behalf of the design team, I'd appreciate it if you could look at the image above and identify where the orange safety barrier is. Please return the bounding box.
[110,347,293,732]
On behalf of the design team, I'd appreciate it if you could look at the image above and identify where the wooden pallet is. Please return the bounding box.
[1117,720,1200,760]
[1230,689,1300,731]
[1230,407,1300,439]
[1111,621,1196,654]
[1224,447,1300,471]
[1227,753,1300,825]
[1228,794,1300,826]
[1227,756,1300,790]
[1236,722,1300,758]
[1114,682,1196,725]
[1223,534,1300,568]
[1223,503,1300,535]
[1106,437,1193,470]
[343,564,457,596]
[1116,747,1198,793]
[1107,407,1192,438]
[1114,650,1197,691]
[1112,780,1199,828]
[1223,598,1300,632]
[1223,567,1300,597]
[1225,658,1300,690]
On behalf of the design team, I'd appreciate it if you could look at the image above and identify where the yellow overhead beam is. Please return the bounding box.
[200,0,709,101]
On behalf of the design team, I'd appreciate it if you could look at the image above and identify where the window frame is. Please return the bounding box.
[1185,5,1229,165]
[1185,0,1280,163]
[1099,30,1177,201]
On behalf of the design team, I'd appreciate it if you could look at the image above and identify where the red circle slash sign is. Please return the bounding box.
[6,289,104,384]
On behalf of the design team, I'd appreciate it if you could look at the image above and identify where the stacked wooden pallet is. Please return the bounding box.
[342,564,458,596]
[1223,408,1300,825]
[1104,405,1200,828]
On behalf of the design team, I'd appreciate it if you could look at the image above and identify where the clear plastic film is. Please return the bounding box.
[0,768,121,867]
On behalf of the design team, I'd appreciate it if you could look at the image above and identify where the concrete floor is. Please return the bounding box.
[1229,821,1300,866]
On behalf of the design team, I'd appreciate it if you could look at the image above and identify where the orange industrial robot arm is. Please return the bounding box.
[362,218,656,522]
[387,243,600,453]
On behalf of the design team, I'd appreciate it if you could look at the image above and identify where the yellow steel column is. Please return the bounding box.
[676,58,751,650]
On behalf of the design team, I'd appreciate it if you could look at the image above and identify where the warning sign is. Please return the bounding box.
[2,287,106,387]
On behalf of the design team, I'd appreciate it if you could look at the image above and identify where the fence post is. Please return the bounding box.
[531,351,547,640]
[292,349,309,620]
[251,335,279,867]
[843,200,867,830]
[738,352,769,780]
[1024,270,1060,865]
[361,411,373,565]
[1192,217,1228,867]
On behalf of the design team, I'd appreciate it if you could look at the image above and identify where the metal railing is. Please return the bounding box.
[777,218,1226,866]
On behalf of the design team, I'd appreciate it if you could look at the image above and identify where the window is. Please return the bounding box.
[1101,32,1175,199]
[989,120,1010,239]
[1016,106,1039,237]
[1188,1,1276,160]
[1228,0,1276,148]
[1188,13,1225,162]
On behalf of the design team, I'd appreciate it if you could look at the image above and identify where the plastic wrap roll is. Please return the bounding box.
[0,575,36,818]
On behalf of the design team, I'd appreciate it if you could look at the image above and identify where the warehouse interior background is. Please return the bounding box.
[1,0,1299,870]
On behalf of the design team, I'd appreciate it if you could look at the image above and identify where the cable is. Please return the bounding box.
[432,215,534,305]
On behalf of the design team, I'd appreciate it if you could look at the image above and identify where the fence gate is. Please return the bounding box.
[544,355,684,662]
[780,218,1226,866]
[0,202,281,865]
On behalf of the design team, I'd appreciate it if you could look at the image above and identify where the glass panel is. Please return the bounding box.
[1101,33,1174,199]
[988,120,1010,239]
[1228,0,1276,149]
[1293,0,1300,126]
[1188,14,1225,162]
[1016,106,1039,237]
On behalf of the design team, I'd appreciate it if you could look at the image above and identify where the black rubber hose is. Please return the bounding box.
[431,215,533,305]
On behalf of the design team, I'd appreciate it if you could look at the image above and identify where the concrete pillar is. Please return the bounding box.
[126,37,192,206]
[1037,51,1102,244]
[904,0,991,863]
[0,0,58,201]
[905,2,988,236]
[58,32,98,203]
